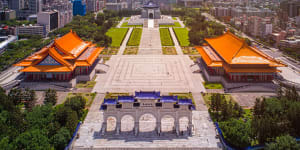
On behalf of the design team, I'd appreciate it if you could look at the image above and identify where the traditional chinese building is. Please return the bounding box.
[15,30,103,83]
[195,31,286,91]
[141,1,161,19]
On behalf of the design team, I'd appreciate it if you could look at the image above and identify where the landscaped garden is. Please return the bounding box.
[123,47,139,55]
[205,86,300,149]
[189,55,201,62]
[121,22,143,28]
[172,17,177,20]
[106,28,128,47]
[65,92,97,108]
[76,81,97,88]
[127,28,142,46]
[173,28,190,46]
[159,22,181,27]
[203,82,223,89]
[100,47,119,55]
[104,93,130,99]
[169,92,195,105]
[159,28,174,46]
[182,47,199,55]
[100,56,111,63]
[162,47,177,55]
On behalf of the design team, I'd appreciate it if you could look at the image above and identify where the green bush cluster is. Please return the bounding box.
[159,28,174,46]
[0,87,88,150]
[173,28,190,46]
[121,22,143,27]
[159,22,181,27]
[106,28,128,47]
[127,28,142,46]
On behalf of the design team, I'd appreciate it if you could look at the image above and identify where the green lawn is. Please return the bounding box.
[121,22,143,27]
[159,22,181,27]
[127,28,142,46]
[173,28,190,46]
[105,93,129,99]
[125,17,130,20]
[162,47,177,55]
[160,28,174,46]
[100,47,119,55]
[106,28,128,47]
[123,47,139,55]
[76,81,96,88]
[169,92,195,105]
[203,82,224,89]
[172,17,177,20]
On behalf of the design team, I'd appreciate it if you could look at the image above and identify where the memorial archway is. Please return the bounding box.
[179,116,189,132]
[161,115,175,132]
[121,115,135,132]
[106,116,117,132]
[139,113,156,132]
[149,13,153,19]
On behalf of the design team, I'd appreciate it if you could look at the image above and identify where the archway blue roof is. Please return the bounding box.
[143,1,159,8]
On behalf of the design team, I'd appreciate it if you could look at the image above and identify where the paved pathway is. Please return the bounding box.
[148,19,154,28]
[138,28,162,55]
[176,17,185,28]
[117,28,133,55]
[169,27,183,55]
[117,17,126,28]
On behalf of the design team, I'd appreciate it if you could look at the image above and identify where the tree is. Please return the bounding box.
[8,88,23,105]
[23,88,36,110]
[14,129,52,150]
[64,96,86,117]
[265,135,300,150]
[44,89,57,105]
[25,105,54,130]
[65,110,78,134]
[51,127,71,150]
[219,119,252,148]
[0,136,15,150]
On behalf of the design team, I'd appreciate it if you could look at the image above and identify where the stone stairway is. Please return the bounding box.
[154,19,159,28]
[143,19,148,28]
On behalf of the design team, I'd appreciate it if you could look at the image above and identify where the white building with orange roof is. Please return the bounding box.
[14,30,103,88]
[195,31,286,92]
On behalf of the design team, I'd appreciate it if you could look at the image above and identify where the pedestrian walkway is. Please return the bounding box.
[176,17,185,28]
[169,27,183,55]
[138,28,162,55]
[117,17,126,28]
[117,28,133,55]
[148,19,154,28]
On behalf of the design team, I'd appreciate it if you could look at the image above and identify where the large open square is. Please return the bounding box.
[93,55,206,93]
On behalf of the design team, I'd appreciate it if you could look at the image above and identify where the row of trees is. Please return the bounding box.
[213,86,300,149]
[0,87,87,150]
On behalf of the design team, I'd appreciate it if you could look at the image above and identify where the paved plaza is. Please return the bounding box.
[138,28,162,55]
[93,55,206,93]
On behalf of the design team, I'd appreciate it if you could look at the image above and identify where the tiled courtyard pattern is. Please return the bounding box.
[138,28,162,55]
[93,55,206,93]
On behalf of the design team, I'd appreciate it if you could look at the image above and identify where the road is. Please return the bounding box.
[202,12,300,73]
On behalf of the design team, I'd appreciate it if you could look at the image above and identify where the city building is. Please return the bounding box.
[73,0,86,16]
[42,0,73,28]
[0,9,16,21]
[9,0,42,19]
[16,24,46,37]
[37,11,59,32]
[86,0,100,12]
[195,31,286,91]
[105,0,125,11]
[271,31,287,47]
[15,30,103,87]
[280,0,300,18]
[279,36,300,49]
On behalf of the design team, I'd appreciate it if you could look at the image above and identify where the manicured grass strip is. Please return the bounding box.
[159,22,181,27]
[125,17,130,20]
[127,28,142,46]
[76,81,96,88]
[106,28,128,47]
[203,82,224,89]
[121,22,143,27]
[123,47,139,55]
[202,93,232,106]
[172,17,177,20]
[173,28,190,46]
[159,28,174,46]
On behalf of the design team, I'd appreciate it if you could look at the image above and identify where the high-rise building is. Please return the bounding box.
[37,11,58,31]
[9,0,42,19]
[87,0,100,12]
[73,0,86,16]
[280,0,300,18]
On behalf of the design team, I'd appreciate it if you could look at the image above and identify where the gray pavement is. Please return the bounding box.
[118,28,133,55]
[138,28,162,55]
[92,55,206,93]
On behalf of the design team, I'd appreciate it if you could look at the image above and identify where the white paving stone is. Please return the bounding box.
[92,55,206,93]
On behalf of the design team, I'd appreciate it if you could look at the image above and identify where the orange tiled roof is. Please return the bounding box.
[223,64,280,73]
[53,30,90,58]
[15,31,104,73]
[205,31,285,67]
[195,46,222,67]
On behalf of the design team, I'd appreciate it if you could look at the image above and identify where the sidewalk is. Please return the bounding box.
[117,28,133,55]
[169,27,183,55]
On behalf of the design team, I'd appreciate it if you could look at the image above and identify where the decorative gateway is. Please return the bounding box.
[100,91,195,136]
